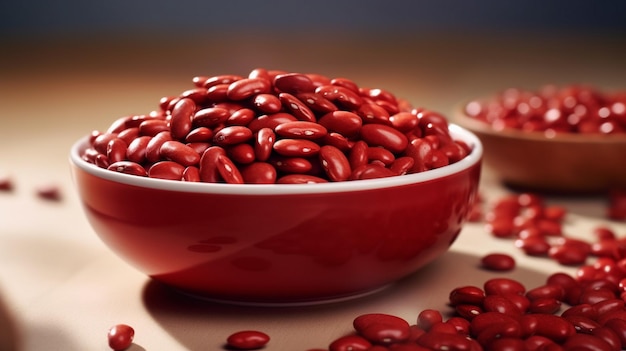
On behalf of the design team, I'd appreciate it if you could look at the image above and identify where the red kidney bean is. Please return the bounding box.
[226,330,270,350]
[145,131,172,163]
[563,333,614,351]
[279,93,317,122]
[502,293,531,313]
[594,299,625,316]
[360,124,408,154]
[469,312,518,338]
[215,154,243,184]
[480,253,516,271]
[357,102,392,126]
[348,140,369,170]
[417,309,443,331]
[525,335,558,351]
[213,126,253,146]
[316,84,363,109]
[318,111,363,138]
[277,174,328,184]
[319,145,351,182]
[520,314,576,342]
[226,143,255,164]
[108,161,147,177]
[227,108,255,126]
[254,127,275,162]
[528,297,561,314]
[185,127,213,143]
[206,84,229,102]
[563,314,601,334]
[159,140,201,166]
[107,324,134,351]
[170,98,195,140]
[328,335,372,351]
[350,163,396,180]
[273,139,320,157]
[182,166,200,182]
[273,73,316,94]
[247,112,298,132]
[253,93,282,114]
[240,162,277,184]
[275,121,327,140]
[428,322,458,335]
[526,284,565,301]
[549,244,590,266]
[179,87,210,105]
[515,236,551,256]
[200,74,242,88]
[484,278,526,296]
[417,331,473,350]
[593,327,622,351]
[353,313,410,344]
[138,119,169,137]
[331,77,359,93]
[367,147,395,166]
[36,183,62,201]
[390,157,414,176]
[107,138,128,164]
[199,146,226,183]
[476,320,522,347]
[296,92,338,114]
[227,78,271,101]
[148,161,185,180]
[0,174,13,191]
[446,317,471,336]
[449,286,486,306]
[454,304,483,320]
[483,295,523,316]
[561,304,599,320]
[608,189,626,220]
[116,127,139,145]
[186,142,210,155]
[93,133,118,154]
[193,107,230,128]
[270,156,313,174]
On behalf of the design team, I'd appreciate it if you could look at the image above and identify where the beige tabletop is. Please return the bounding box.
[1,31,626,350]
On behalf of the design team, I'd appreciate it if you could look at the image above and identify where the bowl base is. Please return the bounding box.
[172,284,392,307]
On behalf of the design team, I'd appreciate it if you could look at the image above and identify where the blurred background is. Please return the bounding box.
[1,0,626,175]
[1,0,625,117]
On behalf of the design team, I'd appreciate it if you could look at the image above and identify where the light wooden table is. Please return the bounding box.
[1,31,625,350]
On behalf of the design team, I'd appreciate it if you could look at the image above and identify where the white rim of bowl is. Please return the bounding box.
[70,124,483,195]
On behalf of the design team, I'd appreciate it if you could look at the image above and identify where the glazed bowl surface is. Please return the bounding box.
[455,112,626,194]
[70,124,482,304]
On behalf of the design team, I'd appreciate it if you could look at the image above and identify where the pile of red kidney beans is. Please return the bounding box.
[81,68,472,184]
[464,85,626,135]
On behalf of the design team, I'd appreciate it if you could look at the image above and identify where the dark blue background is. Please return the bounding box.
[2,0,625,37]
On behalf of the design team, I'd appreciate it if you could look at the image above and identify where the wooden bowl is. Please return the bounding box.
[454,110,626,194]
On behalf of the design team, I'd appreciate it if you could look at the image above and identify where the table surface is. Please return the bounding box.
[1,31,626,350]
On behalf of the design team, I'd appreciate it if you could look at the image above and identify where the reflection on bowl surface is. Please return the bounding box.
[70,125,482,304]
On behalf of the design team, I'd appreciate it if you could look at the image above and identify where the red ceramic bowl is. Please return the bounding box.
[70,124,482,305]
